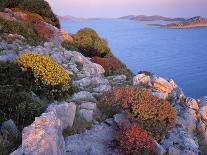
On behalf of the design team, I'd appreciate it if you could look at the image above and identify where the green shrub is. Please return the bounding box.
[0,0,60,28]
[72,28,110,57]
[0,62,46,129]
[0,18,42,45]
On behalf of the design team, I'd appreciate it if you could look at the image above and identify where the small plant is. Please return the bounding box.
[91,55,133,78]
[113,86,176,138]
[73,28,110,57]
[15,52,73,100]
[116,124,155,155]
[97,90,121,121]
[0,17,42,45]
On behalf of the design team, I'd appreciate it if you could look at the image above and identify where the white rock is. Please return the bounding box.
[152,90,168,99]
[65,123,119,155]
[93,85,112,93]
[113,75,127,82]
[21,111,65,155]
[72,91,95,101]
[51,52,65,64]
[133,73,152,86]
[83,62,105,76]
[186,98,199,110]
[47,102,76,129]
[155,141,166,155]
[80,102,97,110]
[79,109,93,122]
[153,77,173,93]
[0,53,17,62]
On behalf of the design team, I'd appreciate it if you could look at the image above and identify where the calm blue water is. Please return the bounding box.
[61,19,207,98]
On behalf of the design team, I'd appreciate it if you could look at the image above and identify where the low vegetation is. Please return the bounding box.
[116,124,155,155]
[62,28,133,78]
[0,0,60,28]
[0,17,43,45]
[114,86,176,138]
[15,52,73,100]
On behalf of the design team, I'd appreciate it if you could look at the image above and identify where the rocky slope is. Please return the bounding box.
[0,33,206,155]
[0,6,207,155]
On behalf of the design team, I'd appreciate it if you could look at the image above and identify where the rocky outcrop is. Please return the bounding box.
[1,8,73,45]
[11,102,76,155]
[65,121,119,155]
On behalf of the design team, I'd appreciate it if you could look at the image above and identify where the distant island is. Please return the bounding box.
[119,15,185,22]
[147,16,207,28]
[58,15,101,21]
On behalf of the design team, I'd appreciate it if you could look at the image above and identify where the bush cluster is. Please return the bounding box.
[116,124,155,155]
[0,17,42,45]
[71,28,110,57]
[0,0,60,28]
[0,62,45,128]
[91,55,132,78]
[15,52,72,100]
[113,86,176,138]
[97,90,121,121]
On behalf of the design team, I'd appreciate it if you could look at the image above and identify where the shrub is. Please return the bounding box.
[0,62,46,128]
[91,55,133,78]
[15,52,73,99]
[116,124,155,155]
[113,86,176,138]
[97,90,122,121]
[0,17,42,45]
[73,28,110,57]
[0,0,60,28]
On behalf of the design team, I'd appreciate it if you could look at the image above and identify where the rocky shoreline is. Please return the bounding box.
[0,32,207,155]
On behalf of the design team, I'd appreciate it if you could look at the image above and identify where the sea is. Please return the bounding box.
[61,19,207,98]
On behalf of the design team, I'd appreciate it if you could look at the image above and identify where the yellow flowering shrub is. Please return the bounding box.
[15,52,72,99]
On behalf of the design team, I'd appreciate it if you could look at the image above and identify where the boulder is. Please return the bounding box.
[199,97,207,121]
[47,102,76,129]
[21,111,65,155]
[65,123,119,155]
[161,128,200,155]
[1,119,19,139]
[79,109,93,122]
[152,90,168,99]
[83,62,105,77]
[71,91,96,101]
[80,102,97,111]
[185,98,199,110]
[93,85,112,93]
[0,53,17,62]
[133,73,152,86]
[113,75,127,82]
[155,141,166,155]
[153,77,173,93]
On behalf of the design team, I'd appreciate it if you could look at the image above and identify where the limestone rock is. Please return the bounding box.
[79,109,93,122]
[161,128,200,155]
[153,77,173,93]
[71,91,95,101]
[133,73,152,86]
[47,102,76,129]
[185,98,199,110]
[21,111,65,155]
[0,53,17,62]
[65,123,119,155]
[93,84,112,93]
[80,102,97,111]
[152,90,168,99]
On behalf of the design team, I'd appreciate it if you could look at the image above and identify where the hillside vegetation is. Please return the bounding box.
[0,0,60,28]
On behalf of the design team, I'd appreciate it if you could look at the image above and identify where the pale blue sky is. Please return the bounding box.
[46,0,207,18]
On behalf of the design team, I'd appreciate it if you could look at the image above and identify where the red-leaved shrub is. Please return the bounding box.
[113,86,176,138]
[116,124,155,155]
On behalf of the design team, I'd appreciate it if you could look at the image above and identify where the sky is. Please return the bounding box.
[46,0,207,18]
